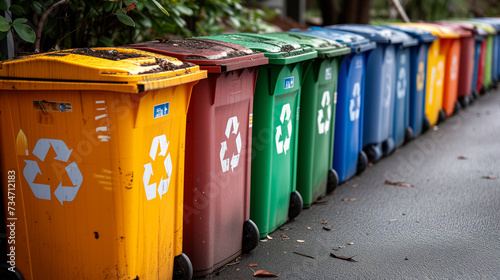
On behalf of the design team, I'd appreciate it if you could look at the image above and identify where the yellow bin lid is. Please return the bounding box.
[392,23,460,39]
[0,48,207,93]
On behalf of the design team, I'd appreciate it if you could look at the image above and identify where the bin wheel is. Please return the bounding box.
[438,109,446,123]
[405,126,413,144]
[173,253,193,280]
[288,191,303,220]
[242,220,260,253]
[0,265,24,280]
[357,150,368,175]
[327,169,339,193]
[364,144,382,164]
[422,116,431,133]
[382,138,395,157]
[459,96,470,108]
[453,101,462,115]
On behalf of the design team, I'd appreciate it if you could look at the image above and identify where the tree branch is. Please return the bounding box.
[35,0,70,52]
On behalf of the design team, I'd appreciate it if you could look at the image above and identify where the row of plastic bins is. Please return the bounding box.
[1,18,500,280]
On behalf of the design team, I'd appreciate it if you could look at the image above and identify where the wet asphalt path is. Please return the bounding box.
[200,87,500,279]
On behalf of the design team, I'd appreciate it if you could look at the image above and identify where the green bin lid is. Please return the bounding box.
[259,32,351,58]
[201,33,318,65]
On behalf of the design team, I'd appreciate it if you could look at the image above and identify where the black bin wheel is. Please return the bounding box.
[242,220,259,253]
[422,116,431,133]
[0,265,24,280]
[357,150,368,175]
[173,253,193,280]
[327,169,339,193]
[364,144,381,163]
[453,101,462,115]
[288,191,303,220]
[438,109,446,123]
[405,126,414,144]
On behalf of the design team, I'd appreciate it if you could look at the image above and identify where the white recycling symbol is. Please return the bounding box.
[220,116,242,172]
[317,90,332,135]
[397,67,407,99]
[23,139,83,205]
[349,82,361,122]
[384,71,393,108]
[276,103,292,155]
[450,55,458,80]
[143,135,172,201]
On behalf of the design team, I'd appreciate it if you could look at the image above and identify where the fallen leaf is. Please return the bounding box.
[280,233,288,238]
[330,253,357,262]
[385,180,414,187]
[315,200,328,204]
[307,227,311,230]
[253,270,279,277]
[368,162,373,167]
[342,198,359,201]
[390,219,399,222]
[282,237,290,240]
[352,184,359,188]
[293,251,315,259]
[237,268,240,271]
[457,156,467,160]
[267,235,273,240]
[249,264,258,267]
[347,242,354,245]
[432,126,439,131]
[482,176,497,180]
[323,226,332,231]
[260,239,268,242]
[320,220,328,224]
[297,240,305,243]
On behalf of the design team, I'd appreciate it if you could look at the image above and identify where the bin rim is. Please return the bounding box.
[263,32,351,58]
[0,47,207,92]
[296,27,376,54]
[125,39,269,73]
[324,24,418,47]
[200,33,318,65]
[381,25,438,43]
[429,22,474,37]
[473,18,500,32]
[391,23,461,39]
[446,19,497,34]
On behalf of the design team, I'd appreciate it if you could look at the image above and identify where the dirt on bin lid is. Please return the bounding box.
[138,39,256,59]
[280,45,296,52]
[138,58,194,74]
[62,48,146,60]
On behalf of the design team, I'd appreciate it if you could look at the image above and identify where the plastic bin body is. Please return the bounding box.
[296,28,375,183]
[476,39,488,93]
[475,18,500,83]
[434,22,476,105]
[472,34,486,94]
[383,25,437,138]
[257,32,350,207]
[0,48,206,280]
[128,39,268,276]
[326,25,417,161]
[464,20,496,90]
[202,33,317,237]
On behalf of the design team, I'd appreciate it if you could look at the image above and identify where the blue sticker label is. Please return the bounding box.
[284,77,294,89]
[154,102,170,119]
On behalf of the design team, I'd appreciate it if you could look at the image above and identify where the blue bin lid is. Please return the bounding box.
[381,25,437,43]
[325,24,418,47]
[291,27,376,54]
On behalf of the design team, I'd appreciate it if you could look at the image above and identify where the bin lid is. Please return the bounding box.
[293,27,376,54]
[391,23,461,39]
[447,19,497,35]
[201,33,318,65]
[428,22,474,37]
[473,18,500,32]
[381,25,437,43]
[126,38,268,73]
[256,32,351,58]
[0,48,207,93]
[324,24,418,47]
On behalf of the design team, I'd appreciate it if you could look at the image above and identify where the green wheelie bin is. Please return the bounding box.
[257,32,350,207]
[203,33,317,237]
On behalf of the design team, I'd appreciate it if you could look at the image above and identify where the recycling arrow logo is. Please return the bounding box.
[143,135,172,201]
[317,90,332,135]
[384,71,393,108]
[23,139,83,205]
[397,67,407,99]
[220,116,242,173]
[276,103,292,155]
[416,61,425,92]
[349,82,361,122]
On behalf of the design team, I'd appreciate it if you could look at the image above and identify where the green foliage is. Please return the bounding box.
[0,0,275,57]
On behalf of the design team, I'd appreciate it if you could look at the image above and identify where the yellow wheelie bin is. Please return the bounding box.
[393,23,460,126]
[0,48,206,280]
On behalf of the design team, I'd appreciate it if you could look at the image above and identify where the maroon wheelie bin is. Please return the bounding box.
[128,39,268,277]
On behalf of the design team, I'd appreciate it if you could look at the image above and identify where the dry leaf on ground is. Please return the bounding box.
[385,180,414,187]
[253,270,279,277]
[293,252,315,259]
[249,264,258,267]
[342,198,359,201]
[330,253,357,262]
[457,156,467,160]
[482,176,497,180]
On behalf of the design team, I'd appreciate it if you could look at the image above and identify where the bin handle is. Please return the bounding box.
[38,100,47,114]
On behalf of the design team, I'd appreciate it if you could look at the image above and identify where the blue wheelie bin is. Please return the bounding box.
[325,24,417,162]
[471,27,488,97]
[291,27,376,183]
[383,25,438,137]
